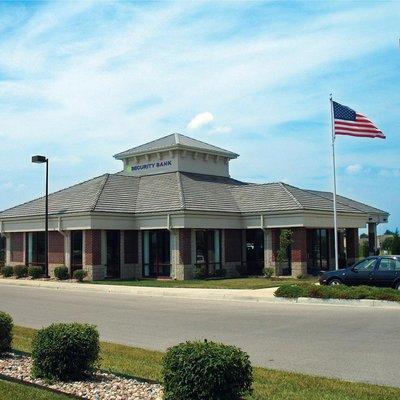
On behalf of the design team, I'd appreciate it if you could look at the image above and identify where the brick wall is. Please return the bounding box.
[85,230,102,266]
[10,232,24,263]
[178,229,192,265]
[48,231,65,264]
[346,228,359,262]
[224,229,242,262]
[291,228,307,263]
[124,230,138,264]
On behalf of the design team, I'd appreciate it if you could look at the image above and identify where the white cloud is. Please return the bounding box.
[52,155,83,165]
[187,112,214,130]
[346,164,362,174]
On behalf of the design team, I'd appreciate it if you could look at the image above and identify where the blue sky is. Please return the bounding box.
[0,1,399,233]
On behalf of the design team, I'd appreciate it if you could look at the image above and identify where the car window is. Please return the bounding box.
[395,258,400,271]
[378,258,395,272]
[354,258,376,271]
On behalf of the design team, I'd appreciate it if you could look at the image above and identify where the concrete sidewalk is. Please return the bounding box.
[0,278,399,309]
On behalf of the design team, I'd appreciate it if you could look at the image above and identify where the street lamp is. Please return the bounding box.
[32,155,49,278]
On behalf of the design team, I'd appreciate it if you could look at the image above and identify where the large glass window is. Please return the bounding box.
[142,230,170,277]
[26,232,46,266]
[307,229,332,274]
[195,230,221,275]
[246,229,264,275]
[0,235,5,264]
[71,231,83,272]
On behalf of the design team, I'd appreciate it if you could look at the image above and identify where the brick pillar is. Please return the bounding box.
[48,232,65,264]
[10,232,24,264]
[121,230,140,279]
[224,229,242,277]
[172,228,192,280]
[291,228,307,277]
[346,228,359,265]
[84,230,104,280]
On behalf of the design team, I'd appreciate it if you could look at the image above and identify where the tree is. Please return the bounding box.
[360,233,368,239]
[391,229,400,255]
[360,241,369,258]
[381,237,394,254]
[384,229,394,235]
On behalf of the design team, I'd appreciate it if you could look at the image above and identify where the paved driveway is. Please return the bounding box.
[0,284,399,387]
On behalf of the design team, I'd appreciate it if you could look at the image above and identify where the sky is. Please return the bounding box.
[0,0,399,233]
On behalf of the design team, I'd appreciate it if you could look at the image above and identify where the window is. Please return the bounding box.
[354,258,376,271]
[195,230,222,274]
[378,258,397,272]
[26,232,46,266]
[71,231,83,272]
[142,230,171,277]
[0,235,5,263]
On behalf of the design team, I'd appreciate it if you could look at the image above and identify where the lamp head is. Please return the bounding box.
[32,155,47,163]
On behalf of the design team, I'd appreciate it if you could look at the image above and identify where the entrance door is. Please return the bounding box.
[106,230,120,278]
[70,231,83,274]
[246,229,264,275]
[142,230,171,277]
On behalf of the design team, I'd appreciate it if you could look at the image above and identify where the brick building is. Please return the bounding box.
[0,133,389,280]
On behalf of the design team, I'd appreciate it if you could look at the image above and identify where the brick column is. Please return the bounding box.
[224,229,242,277]
[345,228,359,265]
[84,230,104,280]
[121,230,140,279]
[291,228,308,277]
[48,231,65,277]
[10,232,24,264]
[172,228,192,280]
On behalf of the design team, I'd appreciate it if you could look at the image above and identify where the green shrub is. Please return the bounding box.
[236,264,247,277]
[0,311,13,353]
[1,266,13,278]
[28,266,43,280]
[163,340,253,400]
[32,323,100,381]
[73,269,87,282]
[194,265,207,280]
[274,284,308,298]
[13,265,28,279]
[54,266,69,280]
[263,267,274,278]
[296,273,306,280]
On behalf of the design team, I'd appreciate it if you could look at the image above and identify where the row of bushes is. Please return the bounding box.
[275,283,400,302]
[0,311,253,399]
[1,265,87,282]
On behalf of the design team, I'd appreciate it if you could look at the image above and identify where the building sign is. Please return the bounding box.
[131,160,173,172]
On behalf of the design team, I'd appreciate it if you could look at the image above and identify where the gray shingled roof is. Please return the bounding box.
[0,172,388,219]
[114,133,238,159]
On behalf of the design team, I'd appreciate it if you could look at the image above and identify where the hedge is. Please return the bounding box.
[163,340,253,400]
[13,265,28,279]
[28,266,43,280]
[275,283,400,302]
[32,323,100,381]
[54,266,69,280]
[0,311,13,353]
[1,266,13,278]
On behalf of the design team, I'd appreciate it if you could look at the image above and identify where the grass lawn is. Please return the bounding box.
[88,276,318,290]
[0,380,70,400]
[8,325,400,400]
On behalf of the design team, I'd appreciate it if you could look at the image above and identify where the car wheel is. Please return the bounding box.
[395,282,400,291]
[328,278,342,286]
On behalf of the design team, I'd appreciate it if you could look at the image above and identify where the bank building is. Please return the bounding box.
[0,133,388,280]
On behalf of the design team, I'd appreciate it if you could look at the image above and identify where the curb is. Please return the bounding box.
[0,279,399,309]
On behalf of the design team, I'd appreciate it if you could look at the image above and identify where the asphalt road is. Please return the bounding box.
[0,284,399,387]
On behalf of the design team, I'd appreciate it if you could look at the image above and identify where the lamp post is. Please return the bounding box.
[32,155,49,278]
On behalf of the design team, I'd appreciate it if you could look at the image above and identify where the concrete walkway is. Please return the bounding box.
[0,278,399,309]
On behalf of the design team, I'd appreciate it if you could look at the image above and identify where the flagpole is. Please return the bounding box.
[330,94,339,270]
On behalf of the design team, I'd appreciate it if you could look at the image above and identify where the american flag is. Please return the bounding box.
[333,101,385,139]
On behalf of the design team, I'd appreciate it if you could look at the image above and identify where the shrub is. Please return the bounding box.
[73,269,87,282]
[1,266,13,278]
[194,265,207,280]
[296,273,306,280]
[28,266,43,280]
[54,266,69,280]
[213,268,227,278]
[236,264,247,277]
[13,265,28,279]
[32,323,100,381]
[163,340,253,400]
[263,267,274,278]
[274,284,308,298]
[0,311,13,353]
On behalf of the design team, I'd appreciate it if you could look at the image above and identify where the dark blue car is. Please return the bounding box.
[319,256,400,290]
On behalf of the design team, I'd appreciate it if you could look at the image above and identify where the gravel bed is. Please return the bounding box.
[0,353,163,400]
